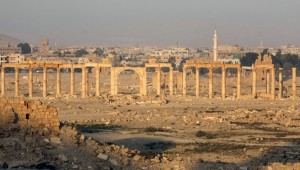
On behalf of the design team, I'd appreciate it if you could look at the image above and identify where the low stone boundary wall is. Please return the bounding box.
[0,97,59,131]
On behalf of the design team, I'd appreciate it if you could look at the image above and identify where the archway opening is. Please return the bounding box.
[32,67,43,97]
[100,67,111,95]
[186,67,196,96]
[200,68,209,97]
[146,67,156,96]
[117,69,140,95]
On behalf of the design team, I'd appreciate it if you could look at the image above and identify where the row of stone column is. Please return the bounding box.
[182,67,241,99]
[1,66,93,98]
[0,66,297,99]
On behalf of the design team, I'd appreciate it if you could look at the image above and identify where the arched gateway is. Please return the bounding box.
[110,67,147,96]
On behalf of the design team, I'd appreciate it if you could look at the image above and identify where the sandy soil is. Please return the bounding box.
[2,71,300,169]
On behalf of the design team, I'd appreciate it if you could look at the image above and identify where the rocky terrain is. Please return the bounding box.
[1,73,300,169]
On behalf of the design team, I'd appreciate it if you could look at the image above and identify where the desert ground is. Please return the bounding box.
[1,70,300,170]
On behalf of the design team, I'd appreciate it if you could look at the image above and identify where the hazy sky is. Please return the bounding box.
[1,0,299,48]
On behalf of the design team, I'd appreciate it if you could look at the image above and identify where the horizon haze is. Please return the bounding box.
[0,0,299,48]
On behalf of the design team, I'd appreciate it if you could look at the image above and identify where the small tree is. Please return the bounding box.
[93,48,104,56]
[53,51,62,57]
[75,49,88,58]
[17,43,31,54]
[240,52,259,66]
[261,48,269,56]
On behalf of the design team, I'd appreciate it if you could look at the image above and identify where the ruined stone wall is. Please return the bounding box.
[0,97,60,131]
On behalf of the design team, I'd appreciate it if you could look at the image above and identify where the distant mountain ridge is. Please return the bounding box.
[0,33,24,46]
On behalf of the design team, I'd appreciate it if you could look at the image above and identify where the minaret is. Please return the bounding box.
[213,29,218,61]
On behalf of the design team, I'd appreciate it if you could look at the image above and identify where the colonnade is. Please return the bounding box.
[182,62,241,99]
[0,61,297,100]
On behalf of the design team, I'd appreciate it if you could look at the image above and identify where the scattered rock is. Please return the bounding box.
[58,154,69,162]
[50,136,62,144]
[109,158,118,166]
[133,155,142,161]
[97,153,108,160]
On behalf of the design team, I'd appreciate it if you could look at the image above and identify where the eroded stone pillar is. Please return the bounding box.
[1,67,5,96]
[237,67,241,99]
[56,68,61,97]
[142,70,147,96]
[86,68,89,96]
[182,67,187,97]
[252,68,256,98]
[169,67,174,96]
[271,68,275,100]
[157,67,161,95]
[43,66,47,98]
[96,67,100,97]
[70,67,75,96]
[29,67,33,98]
[266,71,270,94]
[222,67,226,99]
[209,67,213,99]
[195,67,199,97]
[110,67,116,95]
[292,67,297,100]
[278,68,283,99]
[82,67,86,98]
[15,67,19,97]
[174,73,178,95]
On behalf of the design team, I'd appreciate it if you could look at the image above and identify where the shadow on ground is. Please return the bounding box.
[111,137,176,158]
[191,121,300,169]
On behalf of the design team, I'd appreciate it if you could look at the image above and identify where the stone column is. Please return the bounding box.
[142,70,147,96]
[169,67,174,96]
[292,67,297,100]
[43,66,47,98]
[252,68,256,98]
[1,67,5,96]
[237,67,241,99]
[163,75,167,97]
[182,67,187,97]
[82,67,86,98]
[96,67,100,97]
[157,67,161,95]
[56,67,61,97]
[209,67,213,99]
[195,67,199,97]
[222,66,226,99]
[266,71,270,94]
[86,68,89,96]
[70,67,75,96]
[15,67,19,97]
[110,67,116,95]
[29,67,33,98]
[278,68,283,99]
[271,68,275,100]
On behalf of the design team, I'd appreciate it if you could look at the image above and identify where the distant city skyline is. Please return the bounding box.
[1,0,300,48]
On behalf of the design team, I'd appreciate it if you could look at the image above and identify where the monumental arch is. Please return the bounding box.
[110,67,146,96]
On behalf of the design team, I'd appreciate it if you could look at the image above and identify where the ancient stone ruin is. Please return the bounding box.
[0,55,297,100]
[0,97,59,131]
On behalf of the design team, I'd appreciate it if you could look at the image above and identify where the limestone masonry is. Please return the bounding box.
[0,97,60,131]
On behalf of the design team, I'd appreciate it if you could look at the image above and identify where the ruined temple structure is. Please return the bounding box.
[255,54,273,81]
[0,57,297,100]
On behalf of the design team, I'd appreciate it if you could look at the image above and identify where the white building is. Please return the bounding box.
[0,55,8,66]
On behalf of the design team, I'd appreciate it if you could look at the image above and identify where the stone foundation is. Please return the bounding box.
[0,97,60,131]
